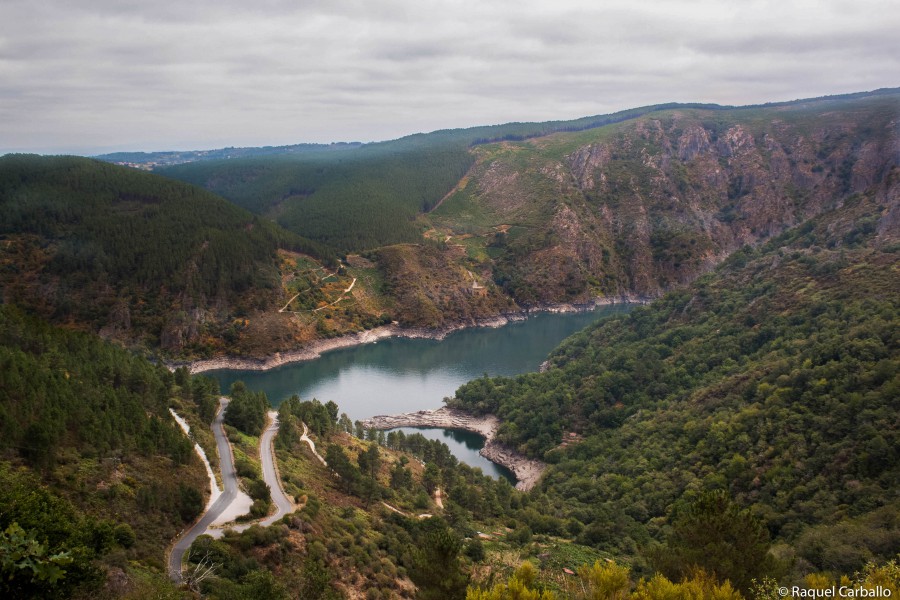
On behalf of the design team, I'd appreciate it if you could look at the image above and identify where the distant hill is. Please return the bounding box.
[94,141,363,170]
[156,103,697,251]
[0,155,335,354]
[156,89,899,254]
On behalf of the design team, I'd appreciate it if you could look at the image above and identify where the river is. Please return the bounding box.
[205,305,630,480]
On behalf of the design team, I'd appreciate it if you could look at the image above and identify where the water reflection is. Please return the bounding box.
[390,427,516,483]
[207,305,631,479]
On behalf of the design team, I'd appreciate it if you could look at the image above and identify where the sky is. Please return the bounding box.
[1,0,898,155]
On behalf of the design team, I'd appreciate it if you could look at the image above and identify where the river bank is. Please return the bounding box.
[360,407,546,492]
[183,294,647,374]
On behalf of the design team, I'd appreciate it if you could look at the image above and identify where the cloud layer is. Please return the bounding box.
[1,0,898,154]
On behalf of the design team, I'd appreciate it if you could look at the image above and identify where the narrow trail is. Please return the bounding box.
[312,277,357,312]
[382,502,407,517]
[300,422,328,466]
[278,292,302,313]
[381,502,437,520]
[426,164,474,214]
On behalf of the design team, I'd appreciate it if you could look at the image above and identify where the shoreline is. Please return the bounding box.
[360,407,546,492]
[181,294,647,374]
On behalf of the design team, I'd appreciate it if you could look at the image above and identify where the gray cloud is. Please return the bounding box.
[0,0,897,154]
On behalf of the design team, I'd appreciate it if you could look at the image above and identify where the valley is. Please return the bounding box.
[160,91,899,361]
[0,89,897,599]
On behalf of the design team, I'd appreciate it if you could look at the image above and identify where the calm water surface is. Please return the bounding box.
[207,306,630,479]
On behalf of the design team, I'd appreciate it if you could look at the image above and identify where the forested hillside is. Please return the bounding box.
[0,305,220,597]
[450,178,899,575]
[0,155,334,354]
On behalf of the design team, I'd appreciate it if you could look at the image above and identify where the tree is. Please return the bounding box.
[239,570,288,600]
[324,400,339,427]
[0,523,73,595]
[648,489,779,593]
[466,561,556,600]
[178,485,204,522]
[391,462,413,490]
[409,518,469,600]
[0,466,104,599]
[224,382,268,436]
[338,413,353,434]
[358,444,381,479]
[423,464,440,494]
[325,444,359,494]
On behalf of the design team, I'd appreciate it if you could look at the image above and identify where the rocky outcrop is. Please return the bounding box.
[677,124,712,161]
[464,97,899,306]
[570,143,611,189]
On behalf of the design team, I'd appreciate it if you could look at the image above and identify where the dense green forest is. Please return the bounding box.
[160,140,474,251]
[0,304,222,597]
[450,188,899,574]
[0,155,335,353]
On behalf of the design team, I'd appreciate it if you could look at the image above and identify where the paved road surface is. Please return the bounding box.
[258,411,295,526]
[168,398,239,582]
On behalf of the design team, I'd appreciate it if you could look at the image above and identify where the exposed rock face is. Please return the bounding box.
[160,304,207,351]
[457,97,899,305]
[98,299,132,339]
[677,124,711,161]
[570,143,611,189]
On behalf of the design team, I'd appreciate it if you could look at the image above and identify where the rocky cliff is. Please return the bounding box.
[429,93,899,304]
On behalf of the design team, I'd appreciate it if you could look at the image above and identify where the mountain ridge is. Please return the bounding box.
[6,90,896,362]
[96,87,900,169]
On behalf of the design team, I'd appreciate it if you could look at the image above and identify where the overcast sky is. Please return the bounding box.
[1,0,898,155]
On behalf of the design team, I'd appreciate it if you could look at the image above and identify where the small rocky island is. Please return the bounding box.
[360,407,546,491]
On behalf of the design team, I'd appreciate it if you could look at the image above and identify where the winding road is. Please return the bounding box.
[168,402,299,582]
[258,412,295,526]
[169,398,240,581]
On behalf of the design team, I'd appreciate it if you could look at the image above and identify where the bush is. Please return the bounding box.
[113,523,136,549]
[178,485,204,522]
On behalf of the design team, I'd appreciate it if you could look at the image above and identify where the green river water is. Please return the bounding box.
[206,305,631,481]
